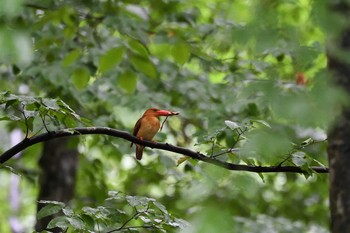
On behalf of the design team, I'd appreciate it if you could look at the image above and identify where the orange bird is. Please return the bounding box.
[131,108,179,160]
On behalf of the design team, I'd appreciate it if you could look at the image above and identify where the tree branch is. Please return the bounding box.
[0,127,329,174]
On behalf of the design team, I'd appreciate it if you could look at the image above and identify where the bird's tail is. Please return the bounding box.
[136,145,144,160]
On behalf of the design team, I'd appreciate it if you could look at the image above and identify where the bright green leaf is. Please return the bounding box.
[62,49,81,67]
[149,43,172,59]
[64,115,77,128]
[98,47,125,73]
[171,42,191,64]
[128,39,149,56]
[130,55,157,79]
[26,117,34,132]
[251,119,271,128]
[118,71,137,93]
[71,66,90,90]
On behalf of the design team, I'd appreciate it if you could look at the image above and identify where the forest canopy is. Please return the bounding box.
[0,0,346,232]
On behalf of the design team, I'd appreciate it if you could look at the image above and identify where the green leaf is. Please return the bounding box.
[292,152,307,166]
[47,216,70,229]
[128,39,149,56]
[98,47,125,73]
[312,158,326,167]
[62,208,74,217]
[62,49,81,67]
[64,115,78,128]
[240,129,292,162]
[224,120,239,130]
[37,203,65,219]
[130,55,157,79]
[257,173,265,182]
[251,119,271,128]
[190,46,213,61]
[126,196,141,207]
[80,214,95,229]
[139,215,152,223]
[118,71,137,93]
[26,116,34,132]
[67,216,85,230]
[42,98,60,110]
[301,138,314,146]
[82,207,98,215]
[0,115,21,121]
[126,196,153,207]
[153,201,168,214]
[5,99,18,109]
[149,43,172,59]
[71,66,90,90]
[171,42,191,64]
[0,164,21,175]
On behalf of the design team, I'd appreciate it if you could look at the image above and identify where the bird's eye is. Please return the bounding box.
[153,109,158,112]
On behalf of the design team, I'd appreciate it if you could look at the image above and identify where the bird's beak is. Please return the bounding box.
[156,110,180,116]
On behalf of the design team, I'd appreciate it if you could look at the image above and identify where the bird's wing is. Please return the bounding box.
[133,118,142,136]
[131,118,142,147]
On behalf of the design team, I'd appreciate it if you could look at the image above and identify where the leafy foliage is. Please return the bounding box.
[0,91,89,132]
[0,0,344,232]
[38,192,188,232]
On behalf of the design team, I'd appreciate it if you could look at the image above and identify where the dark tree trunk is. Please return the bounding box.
[327,2,350,232]
[35,138,78,232]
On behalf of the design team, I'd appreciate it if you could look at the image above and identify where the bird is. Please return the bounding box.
[131,108,179,160]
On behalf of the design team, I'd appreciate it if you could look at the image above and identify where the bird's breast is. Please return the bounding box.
[137,116,160,140]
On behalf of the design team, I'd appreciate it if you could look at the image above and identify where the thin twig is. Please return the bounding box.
[276,154,293,167]
[106,203,151,233]
[277,139,328,167]
[40,112,50,133]
[160,116,169,131]
[210,138,216,157]
[212,148,240,158]
[212,126,246,158]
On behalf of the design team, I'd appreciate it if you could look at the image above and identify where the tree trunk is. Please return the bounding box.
[327,2,350,232]
[35,138,78,232]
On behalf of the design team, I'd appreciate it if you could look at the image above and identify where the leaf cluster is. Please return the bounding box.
[0,91,90,133]
[37,191,188,233]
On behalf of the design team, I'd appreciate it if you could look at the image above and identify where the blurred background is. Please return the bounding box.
[0,0,344,232]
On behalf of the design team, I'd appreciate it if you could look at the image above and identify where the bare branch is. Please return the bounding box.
[0,127,329,174]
